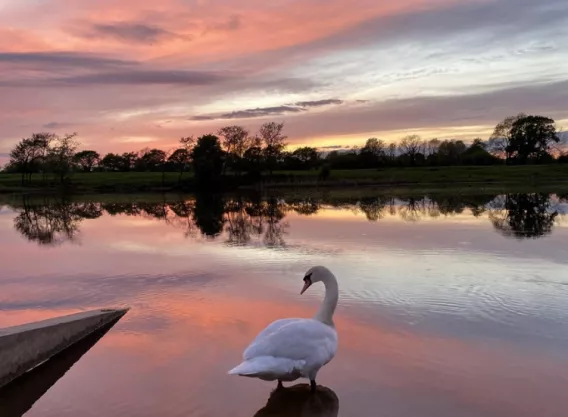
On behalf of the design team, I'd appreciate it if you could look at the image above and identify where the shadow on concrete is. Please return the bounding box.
[0,317,121,417]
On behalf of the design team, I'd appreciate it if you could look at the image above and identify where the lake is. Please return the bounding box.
[1,190,568,417]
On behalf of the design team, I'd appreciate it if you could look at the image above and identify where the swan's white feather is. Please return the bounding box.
[229,318,337,381]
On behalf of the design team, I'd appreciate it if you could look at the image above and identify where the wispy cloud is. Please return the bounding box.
[43,122,71,129]
[192,98,345,121]
[0,52,135,68]
[81,22,188,44]
[294,99,343,107]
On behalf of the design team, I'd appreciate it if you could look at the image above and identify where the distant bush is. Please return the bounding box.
[318,164,331,181]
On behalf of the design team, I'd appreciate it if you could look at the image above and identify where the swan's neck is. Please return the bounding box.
[314,277,338,327]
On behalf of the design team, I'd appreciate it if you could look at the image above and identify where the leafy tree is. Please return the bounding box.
[191,134,225,184]
[359,138,385,168]
[259,122,287,175]
[437,140,467,165]
[461,139,498,165]
[508,115,559,163]
[100,153,122,171]
[73,150,100,172]
[169,148,192,182]
[488,113,527,162]
[136,148,166,171]
[242,146,264,177]
[386,143,397,165]
[9,133,54,184]
[291,147,320,169]
[121,152,138,172]
[218,125,251,175]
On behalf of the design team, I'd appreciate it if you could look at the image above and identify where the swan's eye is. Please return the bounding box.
[303,273,312,283]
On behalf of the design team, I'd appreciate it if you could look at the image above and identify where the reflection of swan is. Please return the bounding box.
[254,384,339,417]
[229,266,339,392]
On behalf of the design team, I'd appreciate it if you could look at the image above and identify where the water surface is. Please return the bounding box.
[1,191,568,417]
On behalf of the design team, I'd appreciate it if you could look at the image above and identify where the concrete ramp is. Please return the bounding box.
[0,308,129,390]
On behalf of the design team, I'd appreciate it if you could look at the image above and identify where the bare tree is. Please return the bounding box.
[399,135,424,165]
[47,133,79,182]
[259,122,287,175]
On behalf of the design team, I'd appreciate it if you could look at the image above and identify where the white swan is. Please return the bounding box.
[228,266,339,392]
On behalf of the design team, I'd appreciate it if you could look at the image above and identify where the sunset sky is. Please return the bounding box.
[1,0,568,159]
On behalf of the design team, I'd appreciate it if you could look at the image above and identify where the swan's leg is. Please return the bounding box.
[310,379,317,393]
[277,380,284,389]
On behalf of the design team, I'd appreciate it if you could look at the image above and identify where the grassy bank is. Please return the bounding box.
[1,165,568,194]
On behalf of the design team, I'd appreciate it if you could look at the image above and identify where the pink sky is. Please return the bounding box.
[1,0,568,158]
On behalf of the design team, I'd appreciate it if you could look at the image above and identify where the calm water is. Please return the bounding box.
[1,191,568,417]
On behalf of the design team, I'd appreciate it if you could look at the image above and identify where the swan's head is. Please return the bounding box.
[300,266,335,294]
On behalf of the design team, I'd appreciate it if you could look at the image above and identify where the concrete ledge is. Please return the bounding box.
[0,308,129,389]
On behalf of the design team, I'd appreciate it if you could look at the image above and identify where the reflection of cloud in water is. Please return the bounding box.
[254,384,339,417]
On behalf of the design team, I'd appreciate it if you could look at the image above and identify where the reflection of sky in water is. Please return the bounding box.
[1,194,568,417]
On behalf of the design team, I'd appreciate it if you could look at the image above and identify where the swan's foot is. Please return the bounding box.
[310,379,317,393]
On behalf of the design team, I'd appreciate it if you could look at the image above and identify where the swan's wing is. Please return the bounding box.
[247,318,303,349]
[244,319,337,368]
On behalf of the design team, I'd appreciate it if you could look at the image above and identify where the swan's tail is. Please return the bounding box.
[228,356,305,377]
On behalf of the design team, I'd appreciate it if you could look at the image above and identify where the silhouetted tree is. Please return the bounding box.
[399,135,424,166]
[9,133,54,185]
[508,115,559,163]
[73,150,100,172]
[135,148,166,172]
[436,140,467,165]
[191,134,225,185]
[488,113,527,162]
[218,125,251,175]
[168,148,191,183]
[259,122,287,175]
[46,133,79,183]
[289,147,320,170]
[359,138,385,168]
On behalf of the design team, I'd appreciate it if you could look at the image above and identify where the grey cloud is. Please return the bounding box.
[317,145,350,150]
[294,99,343,107]
[0,52,135,70]
[86,22,187,44]
[192,105,305,121]
[210,15,242,32]
[43,122,71,129]
[192,98,345,121]
[15,70,233,87]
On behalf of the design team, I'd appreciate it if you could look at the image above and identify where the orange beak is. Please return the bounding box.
[301,280,312,295]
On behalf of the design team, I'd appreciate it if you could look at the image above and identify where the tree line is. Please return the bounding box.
[3,114,566,185]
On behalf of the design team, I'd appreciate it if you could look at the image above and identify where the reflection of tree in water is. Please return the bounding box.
[13,197,101,246]
[489,193,558,239]
[359,196,391,221]
[8,192,563,245]
[262,197,288,247]
[398,196,426,222]
[289,198,320,216]
[224,196,288,247]
[193,193,226,238]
